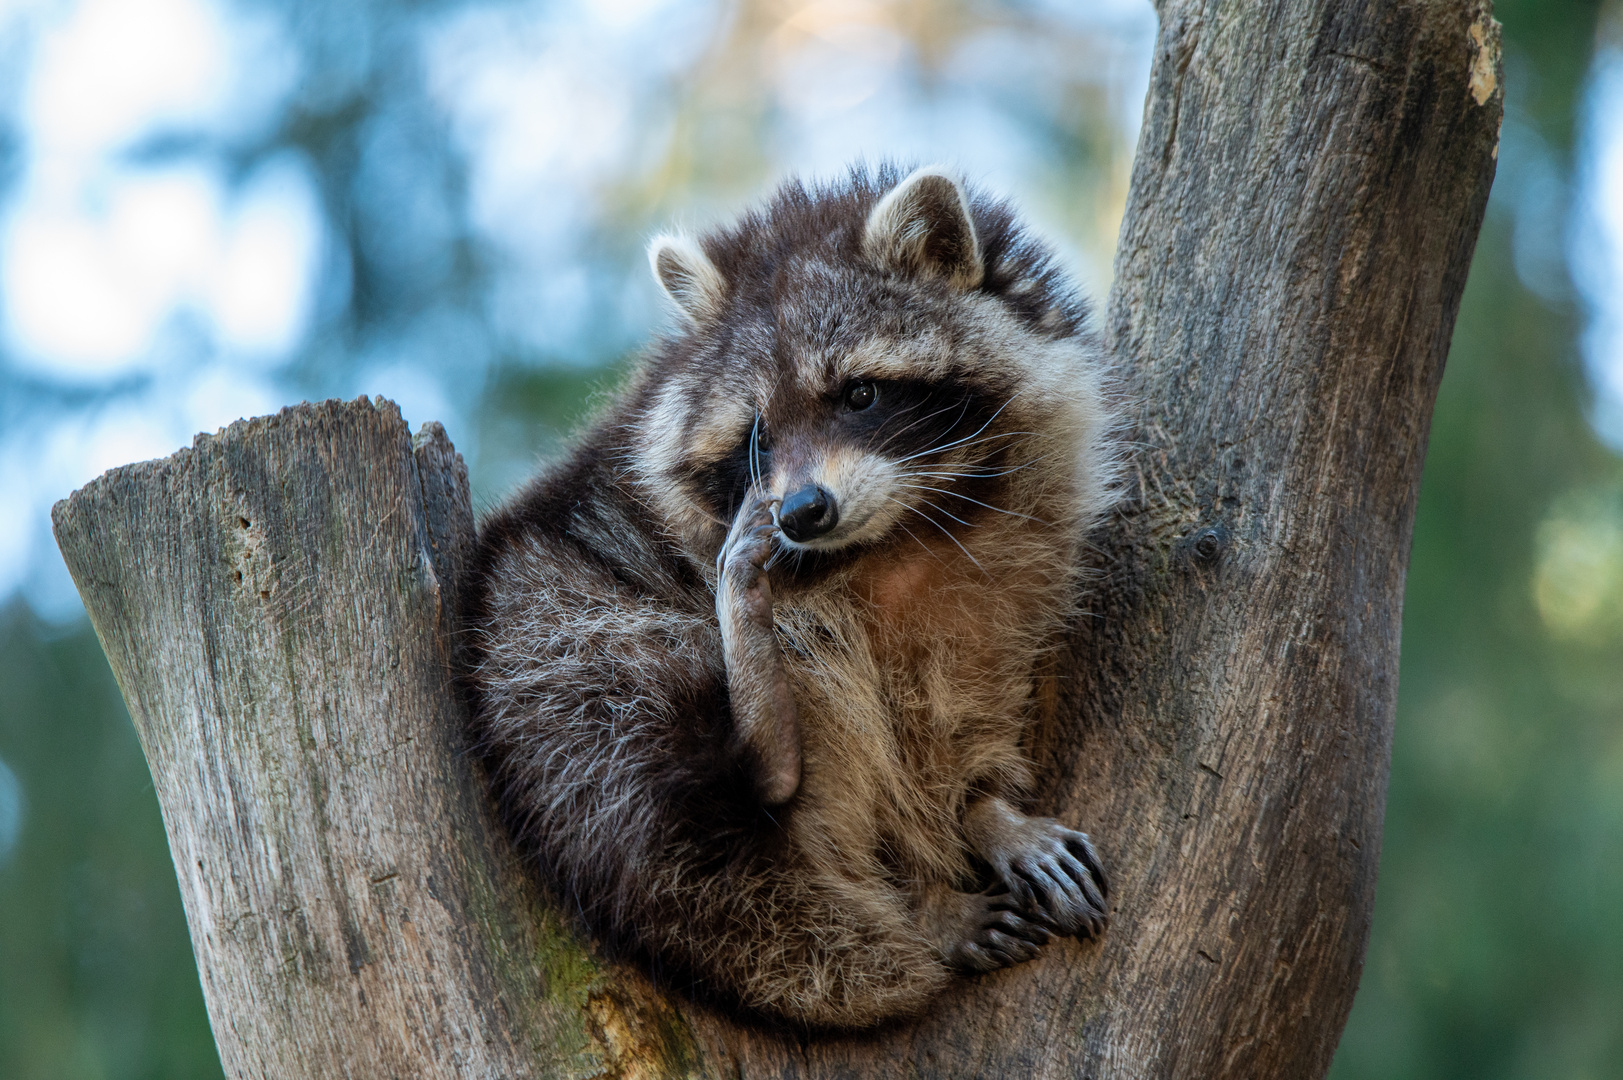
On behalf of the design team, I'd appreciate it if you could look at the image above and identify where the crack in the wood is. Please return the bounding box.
[1159,14,1200,168]
[1324,49,1388,73]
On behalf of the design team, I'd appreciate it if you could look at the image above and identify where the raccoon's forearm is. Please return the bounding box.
[715,521,799,804]
[717,567,801,806]
[713,493,803,806]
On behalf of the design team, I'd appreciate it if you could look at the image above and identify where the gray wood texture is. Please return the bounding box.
[52,402,695,1079]
[52,0,1503,1075]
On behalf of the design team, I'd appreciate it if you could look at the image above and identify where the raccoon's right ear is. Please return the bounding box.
[648,233,727,325]
[863,167,984,290]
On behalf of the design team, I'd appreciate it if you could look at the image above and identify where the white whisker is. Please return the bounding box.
[749,414,764,493]
[876,397,972,456]
[887,496,986,573]
[895,484,1051,525]
[910,495,978,530]
[893,429,1046,465]
[890,517,948,567]
[898,450,1061,481]
[892,391,1025,464]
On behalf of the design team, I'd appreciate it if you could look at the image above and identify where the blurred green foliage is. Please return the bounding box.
[1329,5,1623,1075]
[0,607,220,1079]
[468,361,634,515]
[1331,223,1623,1078]
[1,2,1619,1079]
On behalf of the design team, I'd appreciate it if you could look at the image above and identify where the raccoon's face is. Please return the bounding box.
[726,368,1023,561]
[632,166,1102,572]
[656,374,1030,573]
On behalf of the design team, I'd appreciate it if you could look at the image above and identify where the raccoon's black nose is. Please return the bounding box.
[778,485,839,543]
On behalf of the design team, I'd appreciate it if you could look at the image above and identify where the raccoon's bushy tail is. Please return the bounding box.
[534,739,950,1028]
[628,847,950,1028]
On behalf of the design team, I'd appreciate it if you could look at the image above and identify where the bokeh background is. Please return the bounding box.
[0,0,1618,1076]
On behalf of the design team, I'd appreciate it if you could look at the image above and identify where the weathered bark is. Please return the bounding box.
[53,0,1501,1076]
[52,404,696,1078]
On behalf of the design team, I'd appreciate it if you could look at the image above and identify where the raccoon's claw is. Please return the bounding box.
[719,517,780,635]
[990,820,1109,940]
[717,496,780,584]
[964,798,1109,942]
[937,889,1053,975]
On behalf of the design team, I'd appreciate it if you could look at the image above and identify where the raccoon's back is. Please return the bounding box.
[461,438,778,951]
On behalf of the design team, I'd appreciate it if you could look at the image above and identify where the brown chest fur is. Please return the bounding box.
[779,519,1068,889]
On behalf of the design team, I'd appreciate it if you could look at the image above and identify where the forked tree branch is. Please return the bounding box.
[53,1,1501,1076]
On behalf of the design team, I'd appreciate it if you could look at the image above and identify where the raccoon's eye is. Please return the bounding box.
[844,381,877,411]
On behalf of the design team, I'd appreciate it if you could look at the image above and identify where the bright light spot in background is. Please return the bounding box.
[1,0,312,379]
[424,0,720,353]
[2,156,322,374]
[1533,487,1623,642]
[0,0,313,622]
[429,21,639,245]
[22,0,234,157]
[770,2,908,115]
[211,156,324,357]
[1572,48,1623,450]
[18,0,295,156]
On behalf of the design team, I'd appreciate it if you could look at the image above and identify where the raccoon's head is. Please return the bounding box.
[628,164,1114,576]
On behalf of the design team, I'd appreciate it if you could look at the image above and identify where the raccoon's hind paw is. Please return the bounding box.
[927,889,1053,975]
[991,819,1109,941]
[965,798,1109,941]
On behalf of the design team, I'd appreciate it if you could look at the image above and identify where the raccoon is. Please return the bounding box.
[463,164,1118,1029]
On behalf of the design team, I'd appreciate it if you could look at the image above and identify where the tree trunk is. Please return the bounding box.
[52,0,1502,1076]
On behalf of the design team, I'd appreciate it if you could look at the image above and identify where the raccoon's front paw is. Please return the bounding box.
[930,888,1053,975]
[717,497,780,624]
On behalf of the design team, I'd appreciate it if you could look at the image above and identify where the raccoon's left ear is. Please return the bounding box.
[863,167,983,290]
[648,233,727,325]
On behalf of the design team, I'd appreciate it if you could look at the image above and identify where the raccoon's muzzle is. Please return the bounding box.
[779,484,839,542]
